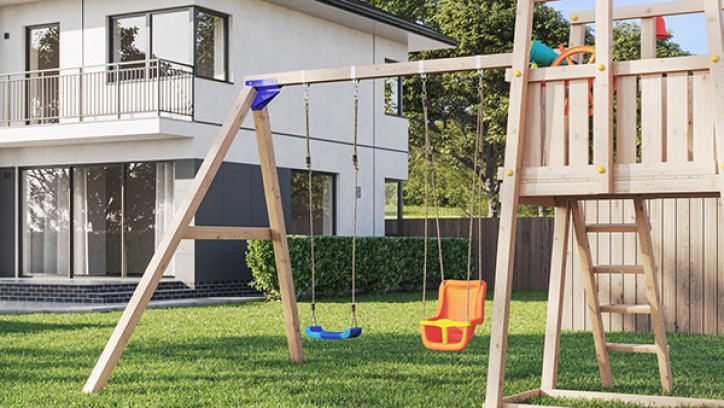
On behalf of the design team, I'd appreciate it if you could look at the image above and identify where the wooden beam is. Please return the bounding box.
[253,108,305,364]
[592,265,644,274]
[501,388,724,407]
[593,0,614,193]
[540,205,570,390]
[573,0,719,24]
[570,201,614,388]
[519,56,709,83]
[245,53,512,86]
[83,86,258,393]
[542,389,724,407]
[634,198,674,392]
[484,2,535,407]
[184,226,272,240]
[600,304,652,314]
[607,342,658,353]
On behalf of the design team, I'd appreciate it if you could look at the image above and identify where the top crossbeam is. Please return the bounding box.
[572,0,724,23]
[244,53,513,87]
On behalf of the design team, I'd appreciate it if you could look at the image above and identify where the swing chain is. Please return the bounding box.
[351,79,360,326]
[304,82,317,327]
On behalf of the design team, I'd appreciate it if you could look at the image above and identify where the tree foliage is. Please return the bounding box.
[365,0,691,217]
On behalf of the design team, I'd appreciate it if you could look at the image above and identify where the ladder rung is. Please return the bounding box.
[600,304,652,314]
[592,265,644,274]
[607,343,658,354]
[586,223,638,233]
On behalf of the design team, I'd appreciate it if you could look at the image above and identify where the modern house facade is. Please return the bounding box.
[0,0,455,300]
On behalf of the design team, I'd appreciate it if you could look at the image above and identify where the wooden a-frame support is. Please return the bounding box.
[484,0,724,407]
[83,86,304,393]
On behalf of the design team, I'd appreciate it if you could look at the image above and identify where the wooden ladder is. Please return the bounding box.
[570,198,673,392]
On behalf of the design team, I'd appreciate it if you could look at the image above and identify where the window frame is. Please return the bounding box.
[108,6,229,82]
[290,169,337,236]
[384,58,403,117]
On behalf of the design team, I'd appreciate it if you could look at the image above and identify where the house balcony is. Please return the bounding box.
[0,59,197,148]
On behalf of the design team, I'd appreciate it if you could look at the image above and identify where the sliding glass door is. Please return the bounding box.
[21,162,173,277]
[21,168,71,275]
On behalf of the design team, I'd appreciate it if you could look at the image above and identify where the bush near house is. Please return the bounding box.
[246,236,468,300]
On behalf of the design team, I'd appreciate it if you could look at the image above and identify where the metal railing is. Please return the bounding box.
[0,59,194,126]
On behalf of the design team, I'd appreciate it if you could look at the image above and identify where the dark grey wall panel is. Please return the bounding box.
[194,161,291,283]
[0,168,15,277]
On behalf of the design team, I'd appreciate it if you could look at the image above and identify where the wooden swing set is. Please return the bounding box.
[83,0,724,407]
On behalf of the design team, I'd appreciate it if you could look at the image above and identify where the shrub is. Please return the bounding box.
[246,236,469,300]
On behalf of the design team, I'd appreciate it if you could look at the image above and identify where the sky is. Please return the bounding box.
[548,0,708,55]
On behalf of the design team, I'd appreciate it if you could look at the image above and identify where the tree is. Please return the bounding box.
[365,0,690,218]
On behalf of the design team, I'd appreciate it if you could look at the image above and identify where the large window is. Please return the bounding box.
[26,24,60,123]
[21,162,174,277]
[290,171,335,236]
[111,7,228,81]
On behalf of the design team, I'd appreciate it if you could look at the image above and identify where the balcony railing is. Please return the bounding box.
[0,59,194,127]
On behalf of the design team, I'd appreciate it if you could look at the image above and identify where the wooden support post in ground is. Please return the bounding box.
[541,204,571,390]
[483,1,535,407]
[253,108,305,363]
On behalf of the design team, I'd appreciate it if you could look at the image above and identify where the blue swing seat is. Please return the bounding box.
[304,325,362,340]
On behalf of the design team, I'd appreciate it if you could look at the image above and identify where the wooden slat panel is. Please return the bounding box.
[665,72,690,163]
[689,198,704,334]
[569,80,590,166]
[616,76,638,165]
[704,198,719,335]
[544,81,567,166]
[692,71,715,163]
[641,75,665,164]
[662,198,677,331]
[523,83,544,168]
[609,200,624,332]
[597,200,612,331]
[622,201,640,332]
[676,198,691,332]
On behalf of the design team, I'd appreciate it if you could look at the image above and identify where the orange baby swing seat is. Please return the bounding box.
[420,280,487,351]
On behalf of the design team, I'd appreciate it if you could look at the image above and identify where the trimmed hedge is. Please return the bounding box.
[246,236,469,300]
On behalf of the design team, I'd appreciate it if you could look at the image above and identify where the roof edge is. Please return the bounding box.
[312,0,459,47]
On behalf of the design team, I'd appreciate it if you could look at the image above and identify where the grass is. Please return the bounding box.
[1,291,723,407]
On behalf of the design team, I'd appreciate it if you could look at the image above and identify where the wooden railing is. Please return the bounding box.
[0,59,193,127]
[514,1,721,198]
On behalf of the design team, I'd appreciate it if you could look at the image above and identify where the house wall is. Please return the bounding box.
[0,0,411,283]
[0,0,409,238]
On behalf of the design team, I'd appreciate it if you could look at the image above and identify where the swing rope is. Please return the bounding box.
[351,79,360,328]
[421,73,445,319]
[465,69,485,322]
[304,83,318,327]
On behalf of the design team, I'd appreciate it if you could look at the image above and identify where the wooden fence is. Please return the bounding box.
[385,216,555,291]
[387,198,724,336]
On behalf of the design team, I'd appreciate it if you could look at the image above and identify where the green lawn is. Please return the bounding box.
[1,291,723,407]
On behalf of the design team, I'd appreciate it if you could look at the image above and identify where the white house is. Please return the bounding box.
[0,0,455,300]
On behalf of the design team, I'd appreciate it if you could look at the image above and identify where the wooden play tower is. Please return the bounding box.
[82,0,724,407]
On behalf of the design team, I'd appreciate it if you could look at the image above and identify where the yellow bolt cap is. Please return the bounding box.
[506,169,514,177]
[597,166,606,174]
[514,70,521,77]
[571,14,578,21]
[721,162,724,170]
[597,64,605,71]
[713,55,720,63]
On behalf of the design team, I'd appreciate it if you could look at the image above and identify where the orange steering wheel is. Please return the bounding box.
[551,46,597,116]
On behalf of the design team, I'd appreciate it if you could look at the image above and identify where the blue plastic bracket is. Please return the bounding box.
[246,79,281,111]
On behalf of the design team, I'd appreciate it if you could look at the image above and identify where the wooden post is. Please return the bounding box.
[253,108,305,363]
[570,200,614,388]
[541,203,571,390]
[483,1,535,407]
[83,87,258,393]
[633,198,673,392]
[593,0,614,193]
